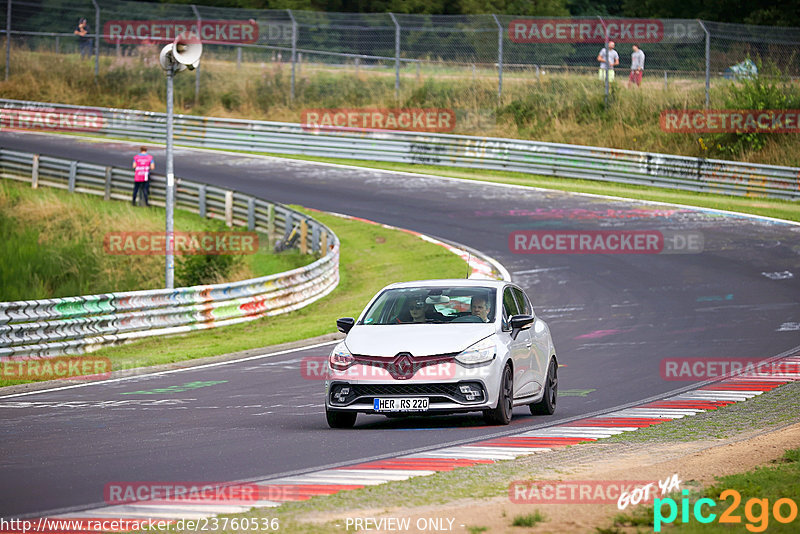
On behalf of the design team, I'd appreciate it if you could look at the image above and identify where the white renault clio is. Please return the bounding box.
[325,279,558,428]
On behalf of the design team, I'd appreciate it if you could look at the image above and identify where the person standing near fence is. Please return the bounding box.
[629,44,645,87]
[132,147,154,207]
[74,18,92,59]
[597,40,619,83]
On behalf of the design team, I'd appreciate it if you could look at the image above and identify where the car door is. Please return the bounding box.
[502,286,534,398]
[513,286,548,393]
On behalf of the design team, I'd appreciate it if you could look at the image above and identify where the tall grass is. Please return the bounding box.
[1,48,799,166]
[0,179,310,301]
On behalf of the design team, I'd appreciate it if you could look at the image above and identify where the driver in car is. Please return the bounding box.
[470,295,490,322]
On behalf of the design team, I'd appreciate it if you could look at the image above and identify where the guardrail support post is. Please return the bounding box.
[267,204,275,249]
[311,223,320,253]
[300,219,308,254]
[224,190,233,228]
[68,161,77,192]
[55,35,60,54]
[31,154,39,189]
[389,12,400,101]
[247,197,255,231]
[198,185,206,217]
[283,212,293,243]
[104,166,111,200]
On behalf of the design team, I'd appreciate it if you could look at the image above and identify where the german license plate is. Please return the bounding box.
[373,397,429,412]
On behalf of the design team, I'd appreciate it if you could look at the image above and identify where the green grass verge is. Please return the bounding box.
[0,178,310,301]
[254,153,800,223]
[170,380,800,534]
[0,207,466,387]
[613,446,800,533]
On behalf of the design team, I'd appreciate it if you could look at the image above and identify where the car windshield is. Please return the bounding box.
[360,287,496,325]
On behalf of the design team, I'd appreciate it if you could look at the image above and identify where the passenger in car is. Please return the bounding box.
[470,295,491,322]
[396,297,427,323]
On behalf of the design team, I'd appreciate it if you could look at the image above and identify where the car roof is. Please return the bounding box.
[382,279,509,290]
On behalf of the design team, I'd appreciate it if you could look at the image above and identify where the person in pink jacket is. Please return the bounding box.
[132,146,154,207]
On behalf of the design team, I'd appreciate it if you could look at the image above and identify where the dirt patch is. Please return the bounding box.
[303,422,800,533]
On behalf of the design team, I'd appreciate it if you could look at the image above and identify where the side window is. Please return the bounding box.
[512,287,531,315]
[502,288,520,319]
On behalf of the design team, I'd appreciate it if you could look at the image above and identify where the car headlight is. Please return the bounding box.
[329,342,354,371]
[455,337,496,365]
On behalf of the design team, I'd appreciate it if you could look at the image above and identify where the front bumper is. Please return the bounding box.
[325,379,492,413]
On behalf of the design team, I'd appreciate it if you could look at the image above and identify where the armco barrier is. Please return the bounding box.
[1,98,798,200]
[0,148,339,360]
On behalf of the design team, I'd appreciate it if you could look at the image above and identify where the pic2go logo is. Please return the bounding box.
[654,489,799,532]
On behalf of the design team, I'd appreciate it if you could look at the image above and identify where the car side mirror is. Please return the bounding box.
[509,314,534,340]
[336,317,355,334]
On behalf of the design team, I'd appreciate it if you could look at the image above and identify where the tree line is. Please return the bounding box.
[151,0,799,27]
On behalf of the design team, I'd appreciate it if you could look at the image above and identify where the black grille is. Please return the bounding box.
[352,383,459,396]
[329,381,486,405]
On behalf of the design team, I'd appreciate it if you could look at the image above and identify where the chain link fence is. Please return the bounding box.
[1,1,799,112]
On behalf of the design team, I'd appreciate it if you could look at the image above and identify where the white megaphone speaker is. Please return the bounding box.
[159,32,202,72]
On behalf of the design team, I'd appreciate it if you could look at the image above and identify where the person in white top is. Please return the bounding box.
[629,44,645,87]
[597,40,619,83]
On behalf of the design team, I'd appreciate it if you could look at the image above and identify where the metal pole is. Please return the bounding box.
[165,66,175,289]
[698,20,710,109]
[492,14,503,101]
[92,0,99,79]
[5,0,11,81]
[192,5,201,105]
[389,12,400,101]
[287,9,296,101]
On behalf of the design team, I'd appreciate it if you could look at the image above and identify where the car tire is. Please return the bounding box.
[326,408,357,429]
[484,364,513,425]
[530,358,558,415]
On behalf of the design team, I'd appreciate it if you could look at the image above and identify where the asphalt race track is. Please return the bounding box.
[1,131,799,518]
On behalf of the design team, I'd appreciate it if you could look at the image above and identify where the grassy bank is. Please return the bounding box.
[0,208,467,386]
[612,448,800,533]
[0,178,311,301]
[2,49,799,166]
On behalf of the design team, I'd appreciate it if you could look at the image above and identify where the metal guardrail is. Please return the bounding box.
[0,147,339,359]
[1,98,797,200]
